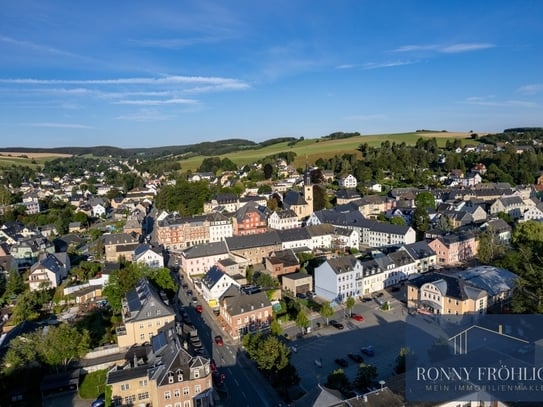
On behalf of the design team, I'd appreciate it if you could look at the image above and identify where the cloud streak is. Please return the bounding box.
[23,122,92,129]
[517,83,543,96]
[114,98,198,106]
[392,42,495,54]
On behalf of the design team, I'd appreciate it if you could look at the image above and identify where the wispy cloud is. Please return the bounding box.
[114,98,198,106]
[392,42,495,54]
[362,60,418,70]
[335,61,417,70]
[128,36,222,49]
[22,122,92,129]
[0,35,83,58]
[463,96,538,107]
[0,75,250,88]
[517,83,543,96]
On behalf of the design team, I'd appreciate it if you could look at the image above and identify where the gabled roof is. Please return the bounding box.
[225,230,281,250]
[222,291,271,316]
[277,227,311,242]
[271,208,298,219]
[123,278,174,322]
[202,266,230,290]
[267,249,299,267]
[324,255,359,275]
[103,232,139,246]
[408,272,486,301]
[452,266,517,297]
[283,190,307,206]
[399,241,436,260]
[182,241,228,259]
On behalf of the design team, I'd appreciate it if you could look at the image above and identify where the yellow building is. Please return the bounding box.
[116,278,176,349]
[108,322,213,407]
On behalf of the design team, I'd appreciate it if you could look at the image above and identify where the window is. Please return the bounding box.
[184,401,191,407]
[164,391,171,399]
[139,379,148,387]
[120,383,130,391]
[174,389,180,397]
[194,385,201,394]
[138,392,149,400]
[140,333,145,340]
[124,395,136,404]
[177,369,183,381]
[183,387,189,395]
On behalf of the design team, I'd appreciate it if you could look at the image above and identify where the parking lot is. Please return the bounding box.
[288,291,408,392]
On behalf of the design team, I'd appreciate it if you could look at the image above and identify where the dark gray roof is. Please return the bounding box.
[452,266,517,297]
[311,208,365,227]
[272,208,298,219]
[325,255,358,275]
[283,190,307,206]
[407,272,486,300]
[225,230,281,250]
[277,227,311,242]
[223,291,271,316]
[282,272,311,281]
[103,232,139,246]
[182,241,228,259]
[201,266,226,290]
[123,278,175,322]
[335,189,361,199]
[399,241,436,260]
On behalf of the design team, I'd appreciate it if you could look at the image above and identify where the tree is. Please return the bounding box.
[295,310,309,335]
[477,230,506,264]
[4,270,25,299]
[412,207,430,239]
[38,324,91,372]
[353,363,378,390]
[345,296,355,316]
[394,347,410,374]
[390,216,407,226]
[258,184,272,194]
[326,368,351,392]
[2,331,41,373]
[10,291,41,324]
[415,191,436,210]
[312,185,328,211]
[320,302,334,326]
[270,319,282,336]
[263,163,274,179]
[253,335,290,373]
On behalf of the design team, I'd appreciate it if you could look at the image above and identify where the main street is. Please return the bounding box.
[176,280,282,407]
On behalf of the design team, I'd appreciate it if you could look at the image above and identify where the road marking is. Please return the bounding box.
[234,378,240,386]
[241,391,246,399]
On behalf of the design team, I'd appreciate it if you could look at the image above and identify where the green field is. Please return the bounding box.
[178,131,473,172]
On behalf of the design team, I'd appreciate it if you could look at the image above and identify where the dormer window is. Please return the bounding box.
[194,369,200,378]
[177,369,183,381]
[168,372,174,384]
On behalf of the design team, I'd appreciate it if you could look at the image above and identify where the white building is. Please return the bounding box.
[268,209,300,230]
[133,245,164,268]
[314,255,364,303]
[180,241,230,277]
[200,266,241,309]
[338,174,358,189]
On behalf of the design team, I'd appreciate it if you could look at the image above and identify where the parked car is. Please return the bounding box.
[351,313,365,322]
[361,346,375,356]
[186,289,193,296]
[195,304,203,313]
[335,358,348,367]
[348,353,364,363]
[215,335,224,346]
[306,291,316,299]
[91,398,105,407]
[330,320,344,330]
[361,297,372,303]
[296,292,307,299]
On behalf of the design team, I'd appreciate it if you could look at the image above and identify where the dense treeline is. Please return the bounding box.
[478,129,543,145]
[154,179,218,215]
[321,131,361,140]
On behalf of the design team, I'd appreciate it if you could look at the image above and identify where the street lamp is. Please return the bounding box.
[379,380,385,391]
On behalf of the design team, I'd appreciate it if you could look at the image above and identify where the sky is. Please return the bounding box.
[1,1,543,148]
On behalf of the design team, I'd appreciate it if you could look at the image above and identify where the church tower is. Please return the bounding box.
[303,165,313,214]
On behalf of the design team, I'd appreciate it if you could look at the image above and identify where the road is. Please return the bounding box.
[176,281,282,407]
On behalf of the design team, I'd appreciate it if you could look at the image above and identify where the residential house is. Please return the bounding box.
[68,222,83,233]
[305,224,335,250]
[225,231,282,266]
[28,252,70,291]
[133,244,164,268]
[219,291,272,339]
[181,241,230,277]
[282,272,313,296]
[521,203,543,222]
[104,232,140,263]
[428,232,478,266]
[407,272,487,316]
[107,322,213,407]
[335,189,361,205]
[480,219,512,244]
[463,204,488,223]
[39,224,58,238]
[338,174,357,189]
[123,215,143,236]
[489,196,529,219]
[398,241,437,274]
[207,212,233,242]
[267,209,300,230]
[200,266,241,309]
[232,202,269,236]
[277,227,313,250]
[10,236,55,270]
[352,195,395,219]
[438,210,473,229]
[115,278,176,348]
[314,255,364,303]
[264,249,300,279]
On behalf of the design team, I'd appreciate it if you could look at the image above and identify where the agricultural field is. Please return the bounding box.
[178,131,476,172]
[0,152,72,171]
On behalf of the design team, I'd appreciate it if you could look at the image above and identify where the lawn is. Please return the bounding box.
[177,131,474,172]
[79,369,108,399]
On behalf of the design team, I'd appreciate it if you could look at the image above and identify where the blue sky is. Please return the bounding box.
[1,1,542,148]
